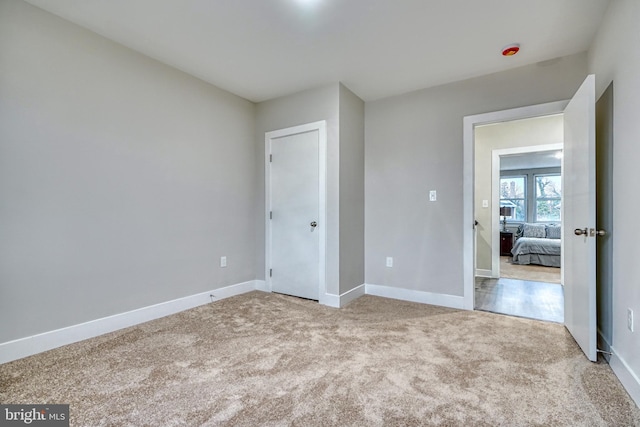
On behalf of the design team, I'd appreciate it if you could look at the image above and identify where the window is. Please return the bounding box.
[500,167,561,223]
[535,174,561,222]
[500,176,526,222]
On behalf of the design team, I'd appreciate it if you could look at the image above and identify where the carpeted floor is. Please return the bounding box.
[500,256,562,284]
[1,292,638,426]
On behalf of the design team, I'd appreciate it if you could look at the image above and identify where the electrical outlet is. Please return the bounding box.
[220,256,227,268]
[628,308,634,332]
[386,257,393,268]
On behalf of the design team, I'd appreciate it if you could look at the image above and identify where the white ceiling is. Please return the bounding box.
[23,0,610,102]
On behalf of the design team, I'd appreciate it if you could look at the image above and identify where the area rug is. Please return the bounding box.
[1,292,638,426]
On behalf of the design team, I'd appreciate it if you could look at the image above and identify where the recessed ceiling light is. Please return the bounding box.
[501,43,520,56]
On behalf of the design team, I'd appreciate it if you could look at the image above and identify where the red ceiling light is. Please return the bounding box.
[501,43,520,56]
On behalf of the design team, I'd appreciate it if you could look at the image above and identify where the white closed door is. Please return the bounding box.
[268,128,321,300]
[563,74,597,361]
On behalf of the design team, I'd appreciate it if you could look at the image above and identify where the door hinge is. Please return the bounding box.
[269,154,272,163]
[270,211,273,220]
[269,269,272,277]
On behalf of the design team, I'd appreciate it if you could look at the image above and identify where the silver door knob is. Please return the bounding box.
[595,229,607,236]
[574,228,588,236]
[310,221,318,228]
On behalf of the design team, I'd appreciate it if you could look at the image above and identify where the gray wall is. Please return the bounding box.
[589,0,640,401]
[338,84,365,294]
[365,53,588,295]
[255,84,341,295]
[0,0,256,343]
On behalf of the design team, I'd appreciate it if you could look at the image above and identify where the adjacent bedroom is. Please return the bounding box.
[474,115,564,323]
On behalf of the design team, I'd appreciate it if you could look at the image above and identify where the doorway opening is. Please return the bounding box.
[474,132,565,323]
[462,101,569,318]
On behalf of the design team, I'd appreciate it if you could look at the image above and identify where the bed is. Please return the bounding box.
[511,223,561,268]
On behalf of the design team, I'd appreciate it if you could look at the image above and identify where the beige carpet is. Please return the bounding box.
[501,256,562,284]
[1,292,638,426]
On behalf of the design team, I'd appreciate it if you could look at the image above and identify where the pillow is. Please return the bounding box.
[546,225,561,239]
[522,223,547,238]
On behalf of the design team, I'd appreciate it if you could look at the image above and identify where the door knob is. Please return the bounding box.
[574,228,588,236]
[310,221,318,228]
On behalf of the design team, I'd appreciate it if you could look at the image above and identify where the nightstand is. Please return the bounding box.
[500,231,514,256]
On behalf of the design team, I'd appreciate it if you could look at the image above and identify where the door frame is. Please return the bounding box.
[463,101,568,310]
[265,121,327,299]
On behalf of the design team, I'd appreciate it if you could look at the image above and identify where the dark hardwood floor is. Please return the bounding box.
[474,276,564,323]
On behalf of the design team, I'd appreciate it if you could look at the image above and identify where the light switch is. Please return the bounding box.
[386,257,393,268]
[482,200,489,208]
[429,190,437,202]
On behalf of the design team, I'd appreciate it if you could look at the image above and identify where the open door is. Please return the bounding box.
[563,74,597,361]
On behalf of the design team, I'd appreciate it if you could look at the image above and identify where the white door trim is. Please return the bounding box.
[265,121,327,301]
[463,101,568,310]
[490,143,563,278]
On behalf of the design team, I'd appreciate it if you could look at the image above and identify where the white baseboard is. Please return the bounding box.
[319,293,340,308]
[609,346,640,407]
[340,284,365,307]
[0,280,259,365]
[364,283,464,310]
[475,269,494,278]
[319,284,366,308]
[254,280,268,292]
